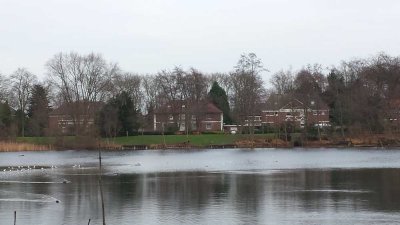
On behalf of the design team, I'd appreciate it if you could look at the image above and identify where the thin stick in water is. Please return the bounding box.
[98,149,106,225]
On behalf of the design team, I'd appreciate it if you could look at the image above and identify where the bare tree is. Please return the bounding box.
[231,53,266,138]
[270,69,294,95]
[155,67,186,103]
[112,72,143,112]
[142,74,159,113]
[10,68,37,137]
[182,68,208,101]
[46,52,116,135]
[182,68,209,134]
[0,73,10,102]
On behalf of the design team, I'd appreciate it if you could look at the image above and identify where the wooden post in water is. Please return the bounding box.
[14,211,16,225]
[98,149,106,225]
[87,218,91,225]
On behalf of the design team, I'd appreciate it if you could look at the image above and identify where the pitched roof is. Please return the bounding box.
[49,101,104,116]
[263,94,328,111]
[205,101,223,113]
[154,100,222,114]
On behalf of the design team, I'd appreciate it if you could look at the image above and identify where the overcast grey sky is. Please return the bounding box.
[1,0,400,80]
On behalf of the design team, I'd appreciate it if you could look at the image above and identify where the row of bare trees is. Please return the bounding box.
[1,51,400,138]
[0,52,267,137]
[270,53,400,136]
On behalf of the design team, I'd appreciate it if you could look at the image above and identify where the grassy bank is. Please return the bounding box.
[16,137,57,145]
[12,133,400,151]
[110,134,277,146]
[16,134,278,148]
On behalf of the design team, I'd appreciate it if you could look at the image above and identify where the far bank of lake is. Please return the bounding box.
[2,133,400,151]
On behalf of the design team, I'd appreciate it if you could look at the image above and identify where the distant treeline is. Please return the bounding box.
[1,52,400,139]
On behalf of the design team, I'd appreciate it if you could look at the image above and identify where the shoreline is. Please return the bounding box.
[1,142,400,152]
[3,134,400,152]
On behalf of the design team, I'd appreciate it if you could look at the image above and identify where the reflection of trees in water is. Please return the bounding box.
[227,174,265,224]
[0,174,53,222]
[3,167,400,225]
[99,172,266,218]
[330,169,400,212]
[61,169,105,224]
[18,168,399,224]
[147,172,225,211]
[270,169,400,212]
[104,174,146,212]
[230,174,265,214]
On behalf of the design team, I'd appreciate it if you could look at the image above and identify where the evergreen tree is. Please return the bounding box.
[208,81,232,124]
[98,91,140,137]
[0,101,13,138]
[116,92,139,136]
[98,102,119,138]
[27,85,50,136]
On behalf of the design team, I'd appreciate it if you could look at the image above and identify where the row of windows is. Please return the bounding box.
[266,111,326,116]
[168,122,213,130]
[168,114,217,121]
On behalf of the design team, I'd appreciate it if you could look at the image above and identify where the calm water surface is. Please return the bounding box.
[1,148,400,225]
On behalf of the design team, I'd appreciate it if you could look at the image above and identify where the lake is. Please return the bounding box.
[1,148,400,225]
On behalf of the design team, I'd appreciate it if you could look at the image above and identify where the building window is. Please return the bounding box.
[168,114,173,120]
[191,115,196,120]
[275,112,278,116]
[180,114,185,120]
[206,123,212,130]
[313,111,318,116]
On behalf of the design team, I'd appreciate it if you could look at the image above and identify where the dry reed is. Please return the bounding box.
[0,142,52,152]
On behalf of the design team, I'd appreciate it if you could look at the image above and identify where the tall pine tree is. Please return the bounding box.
[27,85,50,136]
[98,91,140,137]
[0,101,13,138]
[208,81,232,124]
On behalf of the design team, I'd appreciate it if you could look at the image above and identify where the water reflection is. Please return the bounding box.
[1,151,400,224]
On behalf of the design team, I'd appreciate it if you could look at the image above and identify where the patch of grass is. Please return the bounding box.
[110,134,277,146]
[15,133,279,149]
[16,136,80,145]
[16,137,57,145]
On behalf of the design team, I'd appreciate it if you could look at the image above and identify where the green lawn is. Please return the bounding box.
[16,134,279,147]
[110,134,277,146]
[16,137,56,145]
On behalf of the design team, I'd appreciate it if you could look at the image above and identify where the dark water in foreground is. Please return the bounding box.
[1,148,400,225]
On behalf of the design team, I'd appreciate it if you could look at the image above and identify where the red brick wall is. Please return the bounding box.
[154,112,222,132]
[261,110,329,127]
[199,121,221,132]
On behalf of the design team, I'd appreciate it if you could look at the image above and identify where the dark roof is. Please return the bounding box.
[389,99,400,108]
[154,100,222,114]
[49,101,104,116]
[263,94,328,111]
[205,101,223,113]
